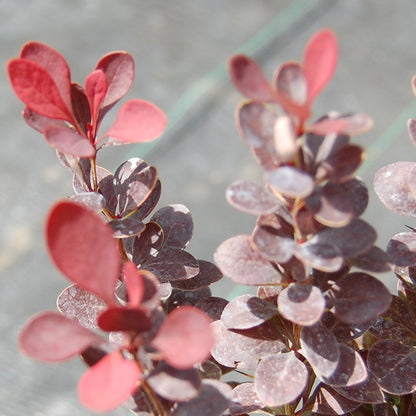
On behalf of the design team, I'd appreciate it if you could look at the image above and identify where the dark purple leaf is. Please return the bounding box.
[144,248,199,283]
[221,294,277,330]
[255,352,308,406]
[214,235,283,285]
[194,297,228,321]
[331,272,391,325]
[147,362,201,402]
[300,323,340,379]
[70,192,105,212]
[312,384,361,415]
[109,217,146,238]
[278,283,325,326]
[132,222,164,265]
[323,344,367,387]
[171,379,232,416]
[150,204,193,250]
[172,260,223,290]
[368,339,416,394]
[348,246,392,273]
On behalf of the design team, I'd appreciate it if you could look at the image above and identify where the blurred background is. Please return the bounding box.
[2,0,416,414]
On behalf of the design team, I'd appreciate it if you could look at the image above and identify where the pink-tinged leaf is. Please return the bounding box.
[152,306,214,369]
[274,115,297,163]
[44,125,95,157]
[303,29,338,103]
[273,62,307,105]
[310,113,373,136]
[255,352,308,406]
[123,261,144,306]
[7,58,74,121]
[57,284,106,329]
[408,119,416,148]
[229,55,275,101]
[104,99,167,144]
[20,41,73,113]
[97,306,151,332]
[79,351,141,412]
[278,283,325,326]
[85,69,107,127]
[23,107,67,133]
[19,311,102,362]
[46,200,120,304]
[95,51,135,114]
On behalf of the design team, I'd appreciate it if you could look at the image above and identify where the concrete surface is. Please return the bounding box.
[2,0,416,414]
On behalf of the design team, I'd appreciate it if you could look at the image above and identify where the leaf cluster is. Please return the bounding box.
[8,30,416,416]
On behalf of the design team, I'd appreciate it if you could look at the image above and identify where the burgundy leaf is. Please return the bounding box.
[70,192,105,212]
[195,296,228,321]
[331,272,391,325]
[310,113,373,136]
[79,351,141,412]
[109,217,146,238]
[214,235,283,285]
[226,180,282,215]
[147,362,201,402]
[368,339,416,395]
[70,82,91,134]
[374,161,416,217]
[20,41,73,113]
[221,294,277,330]
[303,29,338,104]
[132,222,164,265]
[57,284,106,329]
[300,323,340,379]
[152,306,214,369]
[104,99,167,144]
[255,352,308,406]
[278,283,325,326]
[8,58,73,121]
[323,344,367,387]
[172,379,232,416]
[98,306,151,332]
[229,55,274,101]
[46,200,120,304]
[19,311,102,362]
[150,204,193,249]
[348,246,392,273]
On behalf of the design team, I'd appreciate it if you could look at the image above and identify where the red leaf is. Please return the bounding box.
[303,29,338,103]
[44,125,95,157]
[95,51,135,113]
[7,58,74,121]
[79,351,141,412]
[229,55,275,101]
[152,306,214,369]
[23,107,67,133]
[123,261,144,306]
[85,69,107,127]
[46,200,120,304]
[20,41,73,114]
[103,99,167,144]
[97,306,151,332]
[19,311,102,362]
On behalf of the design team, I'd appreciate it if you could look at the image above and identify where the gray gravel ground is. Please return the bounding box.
[2,1,416,414]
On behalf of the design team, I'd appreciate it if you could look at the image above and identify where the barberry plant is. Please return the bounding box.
[8,29,416,416]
